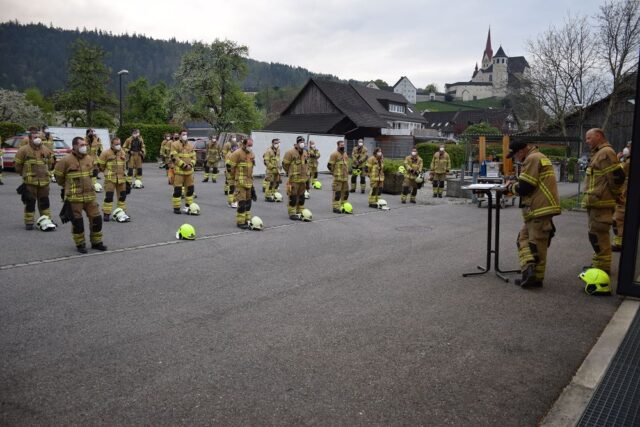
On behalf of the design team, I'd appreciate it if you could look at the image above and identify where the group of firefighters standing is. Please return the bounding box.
[8,126,633,292]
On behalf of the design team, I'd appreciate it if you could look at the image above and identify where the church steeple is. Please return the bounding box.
[481,27,493,69]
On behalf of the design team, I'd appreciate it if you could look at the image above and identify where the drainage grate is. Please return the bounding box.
[578,307,640,427]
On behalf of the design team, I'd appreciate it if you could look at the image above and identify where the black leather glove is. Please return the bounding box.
[251,186,257,201]
[60,188,65,201]
[126,181,131,194]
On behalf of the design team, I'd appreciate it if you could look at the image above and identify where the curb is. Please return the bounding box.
[540,298,640,426]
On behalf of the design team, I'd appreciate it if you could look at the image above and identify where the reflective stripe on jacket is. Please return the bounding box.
[54,152,96,202]
[515,147,561,220]
[97,149,127,183]
[15,143,53,187]
[282,148,309,183]
[228,148,255,188]
[170,141,196,176]
[430,152,451,174]
[328,151,350,181]
[582,142,624,208]
[367,156,384,182]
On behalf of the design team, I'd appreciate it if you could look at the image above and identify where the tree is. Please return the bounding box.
[424,83,439,93]
[172,39,262,132]
[25,87,55,124]
[124,77,169,124]
[59,38,117,127]
[596,0,640,130]
[373,79,390,89]
[461,122,501,135]
[255,85,300,123]
[0,89,44,126]
[525,14,603,136]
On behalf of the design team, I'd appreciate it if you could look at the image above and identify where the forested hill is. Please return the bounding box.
[0,21,336,94]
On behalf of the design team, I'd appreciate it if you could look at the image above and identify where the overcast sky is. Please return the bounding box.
[1,0,604,90]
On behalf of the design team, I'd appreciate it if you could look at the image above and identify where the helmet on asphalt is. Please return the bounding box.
[398,166,406,175]
[176,223,196,240]
[93,182,103,192]
[36,215,56,231]
[376,199,389,210]
[312,180,322,190]
[133,179,143,189]
[415,174,424,184]
[579,268,611,295]
[249,216,264,230]
[111,208,131,223]
[352,168,361,176]
[301,208,313,221]
[304,190,310,199]
[188,203,201,215]
[273,192,283,202]
[341,202,353,214]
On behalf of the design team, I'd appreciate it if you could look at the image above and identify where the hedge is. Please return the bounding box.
[383,158,404,174]
[0,122,26,140]
[416,143,465,169]
[117,123,182,161]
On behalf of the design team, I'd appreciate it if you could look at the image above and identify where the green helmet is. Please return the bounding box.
[353,168,361,176]
[312,180,322,189]
[398,166,406,175]
[341,202,353,214]
[301,208,313,221]
[249,216,264,230]
[176,223,196,240]
[579,268,611,295]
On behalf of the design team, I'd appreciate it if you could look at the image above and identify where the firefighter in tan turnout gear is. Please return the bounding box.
[227,138,257,229]
[612,143,631,251]
[581,128,625,274]
[430,145,451,198]
[366,147,385,208]
[328,140,350,213]
[14,127,55,230]
[282,136,310,220]
[202,136,221,183]
[123,128,146,188]
[222,135,238,195]
[224,140,239,207]
[85,128,102,186]
[505,141,561,288]
[97,137,129,222]
[401,147,423,204]
[55,137,107,253]
[308,140,321,187]
[350,138,368,193]
[263,138,281,202]
[170,130,196,214]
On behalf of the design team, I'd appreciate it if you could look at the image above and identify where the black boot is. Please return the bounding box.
[350,188,356,193]
[333,208,342,214]
[92,242,108,251]
[76,245,87,254]
[25,223,34,230]
[515,265,537,288]
[103,213,110,222]
[173,208,182,214]
[202,178,209,183]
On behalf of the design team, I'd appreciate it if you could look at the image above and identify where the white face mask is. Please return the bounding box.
[78,146,88,155]
[113,144,121,151]
[411,151,417,156]
[358,142,363,147]
[623,147,630,157]
[298,143,305,149]
[245,146,253,152]
[440,147,445,152]
[181,135,188,141]
[133,133,140,138]
[32,137,42,145]
[231,138,237,143]
[376,152,382,157]
[310,144,315,149]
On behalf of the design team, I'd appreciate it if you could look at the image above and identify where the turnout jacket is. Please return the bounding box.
[282,148,309,183]
[54,152,96,202]
[510,146,561,221]
[351,146,368,169]
[97,148,127,183]
[403,155,424,179]
[328,150,350,181]
[582,142,625,209]
[123,136,146,157]
[263,145,281,173]
[430,152,451,174]
[366,155,385,182]
[170,140,196,176]
[15,142,54,187]
[227,148,255,189]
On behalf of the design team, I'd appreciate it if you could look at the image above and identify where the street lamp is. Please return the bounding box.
[118,69,129,129]
[574,103,584,209]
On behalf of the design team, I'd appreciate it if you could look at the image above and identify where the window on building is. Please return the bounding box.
[473,96,477,100]
[389,104,405,113]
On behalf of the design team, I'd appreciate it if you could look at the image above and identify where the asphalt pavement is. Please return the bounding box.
[0,167,621,425]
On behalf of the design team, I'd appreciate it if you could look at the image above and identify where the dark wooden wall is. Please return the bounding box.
[288,84,339,115]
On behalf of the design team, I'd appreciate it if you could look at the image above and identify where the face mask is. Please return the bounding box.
[181,135,188,141]
[298,143,305,149]
[245,146,253,152]
[231,138,237,143]
[376,152,382,157]
[623,148,630,157]
[411,151,417,156]
[133,133,140,138]
[78,146,88,155]
[32,137,42,145]
[273,143,279,149]
[440,148,444,152]
[310,144,315,149]
[113,145,121,151]
[358,142,363,147]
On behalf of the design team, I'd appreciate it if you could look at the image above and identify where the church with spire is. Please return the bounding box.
[445,29,530,101]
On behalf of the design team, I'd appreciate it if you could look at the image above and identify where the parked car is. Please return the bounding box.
[190,138,208,169]
[1,135,27,169]
[0,135,69,169]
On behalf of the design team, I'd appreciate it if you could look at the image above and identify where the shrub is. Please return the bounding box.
[539,146,567,158]
[117,123,182,161]
[383,158,404,174]
[0,122,26,140]
[416,143,465,169]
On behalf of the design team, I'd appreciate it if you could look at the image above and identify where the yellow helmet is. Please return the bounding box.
[341,202,353,214]
[398,166,406,175]
[579,268,611,295]
[312,180,322,189]
[176,223,196,240]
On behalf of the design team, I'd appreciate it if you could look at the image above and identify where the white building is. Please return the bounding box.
[393,76,417,105]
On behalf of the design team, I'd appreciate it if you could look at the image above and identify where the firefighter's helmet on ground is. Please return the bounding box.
[301,208,313,221]
[341,202,353,214]
[176,223,196,240]
[188,203,201,215]
[111,208,131,223]
[133,179,143,189]
[249,216,264,230]
[377,199,390,210]
[312,180,322,190]
[94,182,103,192]
[579,268,612,295]
[273,192,283,202]
[36,215,57,231]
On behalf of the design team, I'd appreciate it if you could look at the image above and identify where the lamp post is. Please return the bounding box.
[118,69,129,129]
[574,103,584,209]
